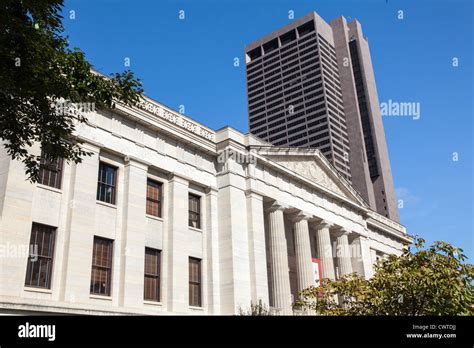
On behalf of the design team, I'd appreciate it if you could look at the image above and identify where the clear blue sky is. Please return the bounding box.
[62,0,473,260]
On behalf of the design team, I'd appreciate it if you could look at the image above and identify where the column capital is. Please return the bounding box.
[244,189,263,200]
[264,201,288,213]
[314,219,333,230]
[167,172,189,186]
[205,186,219,195]
[124,155,150,170]
[290,211,312,223]
[354,232,370,240]
[333,226,352,238]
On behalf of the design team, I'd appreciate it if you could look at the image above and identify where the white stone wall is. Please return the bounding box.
[0,100,410,315]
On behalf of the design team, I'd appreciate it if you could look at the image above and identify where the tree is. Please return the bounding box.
[0,0,143,181]
[238,300,272,316]
[297,237,474,315]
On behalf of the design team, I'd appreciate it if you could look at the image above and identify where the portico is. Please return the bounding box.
[215,128,411,314]
[261,201,361,314]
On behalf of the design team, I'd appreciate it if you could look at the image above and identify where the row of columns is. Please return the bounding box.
[266,203,354,314]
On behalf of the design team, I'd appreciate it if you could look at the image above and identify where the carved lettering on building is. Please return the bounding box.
[138,100,215,141]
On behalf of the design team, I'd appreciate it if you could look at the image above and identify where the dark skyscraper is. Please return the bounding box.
[245,12,399,222]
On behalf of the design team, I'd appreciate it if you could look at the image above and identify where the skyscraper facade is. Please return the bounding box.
[245,12,399,222]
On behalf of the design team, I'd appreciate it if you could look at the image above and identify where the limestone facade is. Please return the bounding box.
[0,97,411,315]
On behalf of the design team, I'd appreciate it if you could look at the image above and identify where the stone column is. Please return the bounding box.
[61,141,101,303]
[335,229,353,278]
[351,234,374,279]
[246,191,269,306]
[370,248,377,264]
[292,214,314,294]
[217,182,252,314]
[205,187,220,314]
[165,174,189,313]
[266,203,292,315]
[315,220,336,280]
[119,157,148,308]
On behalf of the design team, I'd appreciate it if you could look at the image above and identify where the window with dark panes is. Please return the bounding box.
[24,223,56,289]
[189,257,201,307]
[97,162,117,204]
[146,179,162,217]
[144,248,161,302]
[90,237,113,296]
[188,194,201,229]
[38,152,64,189]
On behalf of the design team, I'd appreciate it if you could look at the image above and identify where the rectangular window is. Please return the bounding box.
[146,179,162,218]
[24,223,56,289]
[188,194,201,229]
[144,248,161,302]
[189,257,202,307]
[38,152,64,189]
[97,162,117,204]
[90,237,113,296]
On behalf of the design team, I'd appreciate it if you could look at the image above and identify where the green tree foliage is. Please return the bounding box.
[0,0,143,180]
[297,237,474,315]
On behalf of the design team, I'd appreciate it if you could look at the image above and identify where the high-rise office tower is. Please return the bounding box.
[245,12,399,222]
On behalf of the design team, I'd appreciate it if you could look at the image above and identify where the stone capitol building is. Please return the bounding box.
[0,13,411,316]
[0,96,410,315]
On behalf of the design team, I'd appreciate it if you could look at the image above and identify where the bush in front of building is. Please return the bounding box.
[238,299,272,316]
[297,237,474,315]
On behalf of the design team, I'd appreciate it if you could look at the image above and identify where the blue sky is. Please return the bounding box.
[63,0,473,260]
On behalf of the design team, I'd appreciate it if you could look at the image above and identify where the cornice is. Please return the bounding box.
[113,103,217,155]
